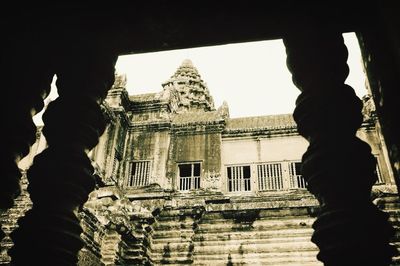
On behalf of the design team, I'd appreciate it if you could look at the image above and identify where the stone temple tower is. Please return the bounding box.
[162,59,215,113]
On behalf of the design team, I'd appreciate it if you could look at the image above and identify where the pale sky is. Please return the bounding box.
[115,32,367,118]
[34,33,366,124]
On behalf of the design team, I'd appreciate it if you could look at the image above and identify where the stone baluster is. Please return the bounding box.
[9,49,118,265]
[283,28,397,265]
[0,51,53,241]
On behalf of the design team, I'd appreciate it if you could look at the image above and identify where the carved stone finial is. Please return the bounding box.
[181,59,194,67]
[112,73,127,89]
[217,101,230,119]
[362,94,377,122]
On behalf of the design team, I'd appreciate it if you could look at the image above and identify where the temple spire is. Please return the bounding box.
[162,59,215,113]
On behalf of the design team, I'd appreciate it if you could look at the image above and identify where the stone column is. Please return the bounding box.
[9,48,118,265]
[0,49,53,241]
[283,28,397,265]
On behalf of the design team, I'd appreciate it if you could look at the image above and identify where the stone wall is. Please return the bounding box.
[73,187,400,265]
[167,132,222,191]
[123,130,171,188]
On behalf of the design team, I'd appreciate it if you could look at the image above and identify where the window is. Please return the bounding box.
[257,163,283,191]
[127,160,151,187]
[288,161,307,189]
[226,161,307,192]
[178,162,201,191]
[227,165,251,192]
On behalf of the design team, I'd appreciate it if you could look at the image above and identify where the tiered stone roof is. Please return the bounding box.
[225,114,296,130]
[223,114,298,137]
[172,111,222,125]
[112,73,127,89]
[129,93,158,103]
[162,59,215,113]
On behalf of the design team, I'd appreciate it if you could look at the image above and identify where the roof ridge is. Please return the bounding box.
[228,113,293,120]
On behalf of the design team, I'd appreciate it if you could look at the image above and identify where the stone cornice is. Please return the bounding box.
[222,126,298,139]
[129,121,172,132]
[130,100,170,113]
[112,108,130,128]
[106,87,130,110]
[119,88,130,111]
[101,100,131,129]
[171,120,226,135]
[101,102,117,124]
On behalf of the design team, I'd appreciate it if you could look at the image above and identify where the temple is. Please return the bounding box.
[2,3,400,265]
[1,59,398,265]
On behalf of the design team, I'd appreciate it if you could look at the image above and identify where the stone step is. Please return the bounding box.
[201,209,316,220]
[150,240,317,256]
[122,246,149,254]
[156,215,196,223]
[191,250,320,261]
[192,256,322,266]
[387,214,400,224]
[151,250,321,265]
[152,237,190,245]
[151,236,314,252]
[195,225,312,236]
[380,202,400,211]
[145,203,400,265]
[152,229,194,239]
[199,215,316,225]
[152,226,313,240]
[376,196,400,203]
[203,214,315,223]
[390,241,400,248]
[391,231,400,240]
[151,228,314,244]
[198,227,313,240]
[153,216,314,232]
[155,206,316,221]
[150,242,193,253]
[151,255,194,265]
[190,260,322,266]
[391,255,400,266]
[196,242,317,255]
[153,222,195,231]
[389,216,400,224]
[152,229,313,244]
[155,259,322,266]
[386,208,400,215]
[195,222,311,233]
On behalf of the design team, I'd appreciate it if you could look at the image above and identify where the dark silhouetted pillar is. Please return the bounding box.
[283,28,397,265]
[9,43,117,264]
[0,42,53,241]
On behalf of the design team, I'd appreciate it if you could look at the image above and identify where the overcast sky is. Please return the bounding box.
[34,33,366,124]
[115,32,367,118]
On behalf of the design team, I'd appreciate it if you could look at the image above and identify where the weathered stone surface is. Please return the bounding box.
[162,59,215,114]
[1,60,399,265]
[0,175,32,264]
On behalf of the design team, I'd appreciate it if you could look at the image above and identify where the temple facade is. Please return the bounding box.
[1,60,399,265]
